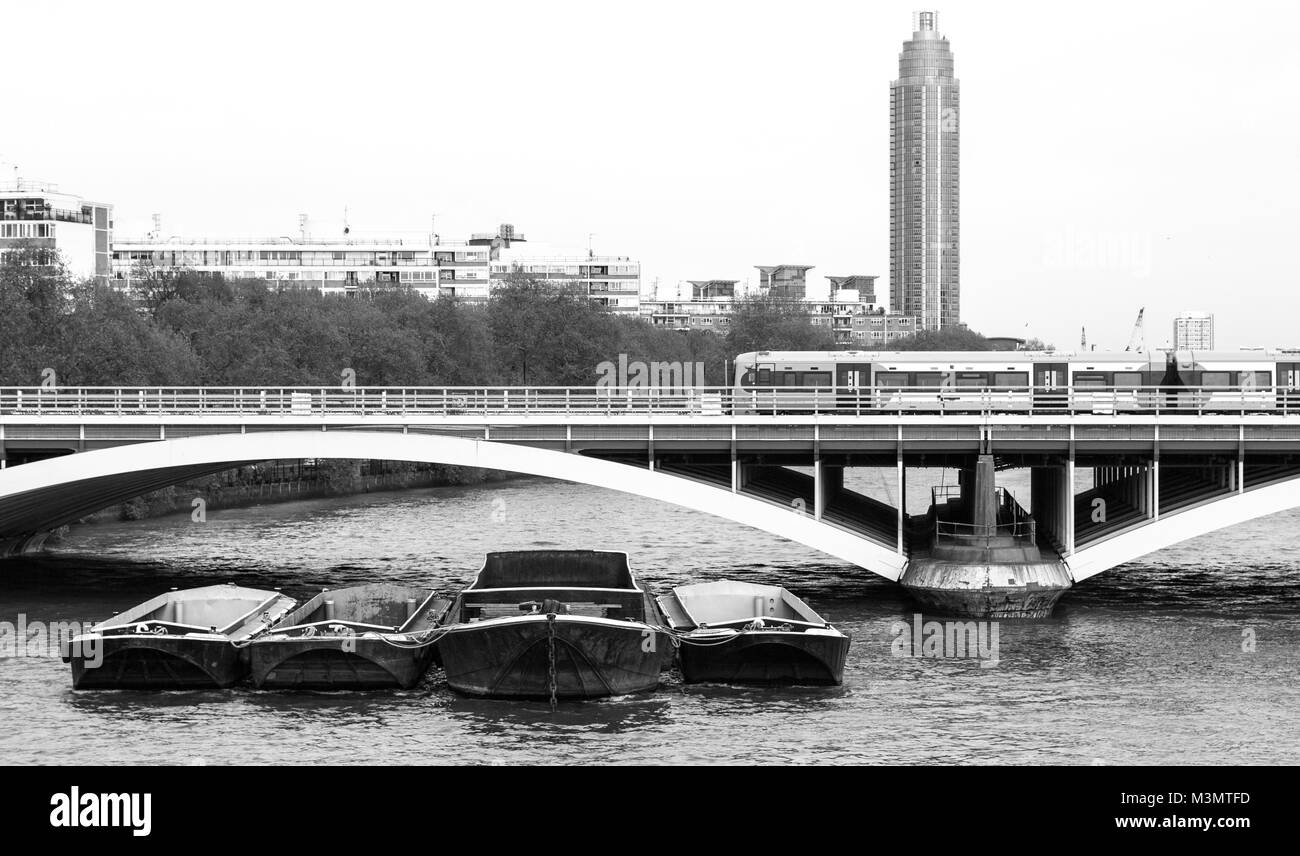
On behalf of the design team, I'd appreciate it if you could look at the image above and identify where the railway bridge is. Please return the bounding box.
[3,385,1299,616]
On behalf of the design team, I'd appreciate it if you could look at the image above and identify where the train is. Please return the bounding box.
[730,349,1300,413]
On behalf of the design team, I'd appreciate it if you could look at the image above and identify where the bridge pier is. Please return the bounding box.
[901,455,1072,619]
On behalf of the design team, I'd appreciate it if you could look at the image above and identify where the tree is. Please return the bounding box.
[488,274,620,385]
[55,283,201,385]
[725,293,836,355]
[0,241,73,384]
[130,266,233,314]
[885,327,995,351]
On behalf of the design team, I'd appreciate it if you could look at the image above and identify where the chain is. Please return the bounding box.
[546,612,558,713]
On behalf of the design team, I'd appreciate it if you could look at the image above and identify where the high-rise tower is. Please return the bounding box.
[890,10,959,331]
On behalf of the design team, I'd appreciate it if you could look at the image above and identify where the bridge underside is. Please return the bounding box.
[0,432,913,575]
[2,428,1299,597]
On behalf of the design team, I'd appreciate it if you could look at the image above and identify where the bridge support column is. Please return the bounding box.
[813,461,841,523]
[814,456,823,521]
[896,451,905,554]
[900,454,1072,619]
[1066,453,1075,556]
[1153,457,1160,520]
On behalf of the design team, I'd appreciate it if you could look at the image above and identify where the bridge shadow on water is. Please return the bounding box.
[1061,561,1300,618]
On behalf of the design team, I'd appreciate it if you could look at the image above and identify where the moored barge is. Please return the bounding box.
[438,550,674,700]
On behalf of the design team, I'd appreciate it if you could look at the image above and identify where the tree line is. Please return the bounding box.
[0,242,1010,389]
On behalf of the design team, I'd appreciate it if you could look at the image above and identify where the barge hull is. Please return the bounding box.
[678,633,849,685]
[440,619,672,700]
[250,640,435,690]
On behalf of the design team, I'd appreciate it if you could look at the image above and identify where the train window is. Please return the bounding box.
[803,372,832,387]
[780,373,800,387]
[993,372,1028,388]
[1114,372,1143,389]
[1202,371,1230,387]
[1239,371,1270,388]
[915,372,944,388]
[1073,372,1107,388]
[876,372,909,387]
[757,369,771,385]
[956,373,988,388]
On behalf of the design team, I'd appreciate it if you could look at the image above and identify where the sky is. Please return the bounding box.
[5,0,1298,351]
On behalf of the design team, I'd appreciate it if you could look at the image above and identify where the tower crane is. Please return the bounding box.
[1124,307,1145,352]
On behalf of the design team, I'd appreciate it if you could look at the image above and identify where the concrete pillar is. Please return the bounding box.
[817,463,843,523]
[896,453,905,554]
[901,456,1071,618]
[1153,458,1161,520]
[1065,455,1075,556]
[813,456,823,521]
[971,454,997,531]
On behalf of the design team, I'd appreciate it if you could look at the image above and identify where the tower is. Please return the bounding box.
[890,10,960,330]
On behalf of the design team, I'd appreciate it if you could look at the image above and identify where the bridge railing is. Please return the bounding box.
[0,386,1298,417]
[930,485,1037,546]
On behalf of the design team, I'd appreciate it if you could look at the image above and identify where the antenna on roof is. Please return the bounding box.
[343,205,350,236]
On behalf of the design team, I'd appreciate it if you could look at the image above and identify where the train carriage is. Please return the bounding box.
[731,348,1294,415]
[734,350,1035,414]
[1165,351,1277,412]
[1061,352,1164,414]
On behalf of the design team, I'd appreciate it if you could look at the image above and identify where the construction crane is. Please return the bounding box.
[1124,307,1146,352]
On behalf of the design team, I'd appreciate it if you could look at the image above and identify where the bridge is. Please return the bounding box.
[3,386,1300,616]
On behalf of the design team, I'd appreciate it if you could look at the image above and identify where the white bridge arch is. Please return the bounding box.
[1066,478,1300,581]
[0,430,908,575]
[3,429,1299,584]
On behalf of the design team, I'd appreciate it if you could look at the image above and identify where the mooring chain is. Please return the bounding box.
[546,612,558,712]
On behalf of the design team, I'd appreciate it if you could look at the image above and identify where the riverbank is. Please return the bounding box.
[69,460,513,526]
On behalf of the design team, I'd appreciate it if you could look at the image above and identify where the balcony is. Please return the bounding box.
[0,208,93,225]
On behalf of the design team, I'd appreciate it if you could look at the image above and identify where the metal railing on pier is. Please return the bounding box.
[930,485,1037,547]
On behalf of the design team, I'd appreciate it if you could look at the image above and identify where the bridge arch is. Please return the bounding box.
[0,430,907,576]
[1066,477,1300,581]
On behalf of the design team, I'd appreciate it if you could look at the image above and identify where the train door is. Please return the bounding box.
[836,363,870,412]
[1167,351,1197,410]
[1033,362,1067,409]
[1281,363,1300,412]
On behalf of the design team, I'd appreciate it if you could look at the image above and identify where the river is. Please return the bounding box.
[1,476,1298,765]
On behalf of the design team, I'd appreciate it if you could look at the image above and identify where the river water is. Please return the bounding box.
[1,476,1298,765]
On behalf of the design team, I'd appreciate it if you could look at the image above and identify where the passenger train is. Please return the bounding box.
[731,349,1300,413]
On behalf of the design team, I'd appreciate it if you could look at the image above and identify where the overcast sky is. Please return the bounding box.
[6,0,1298,351]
